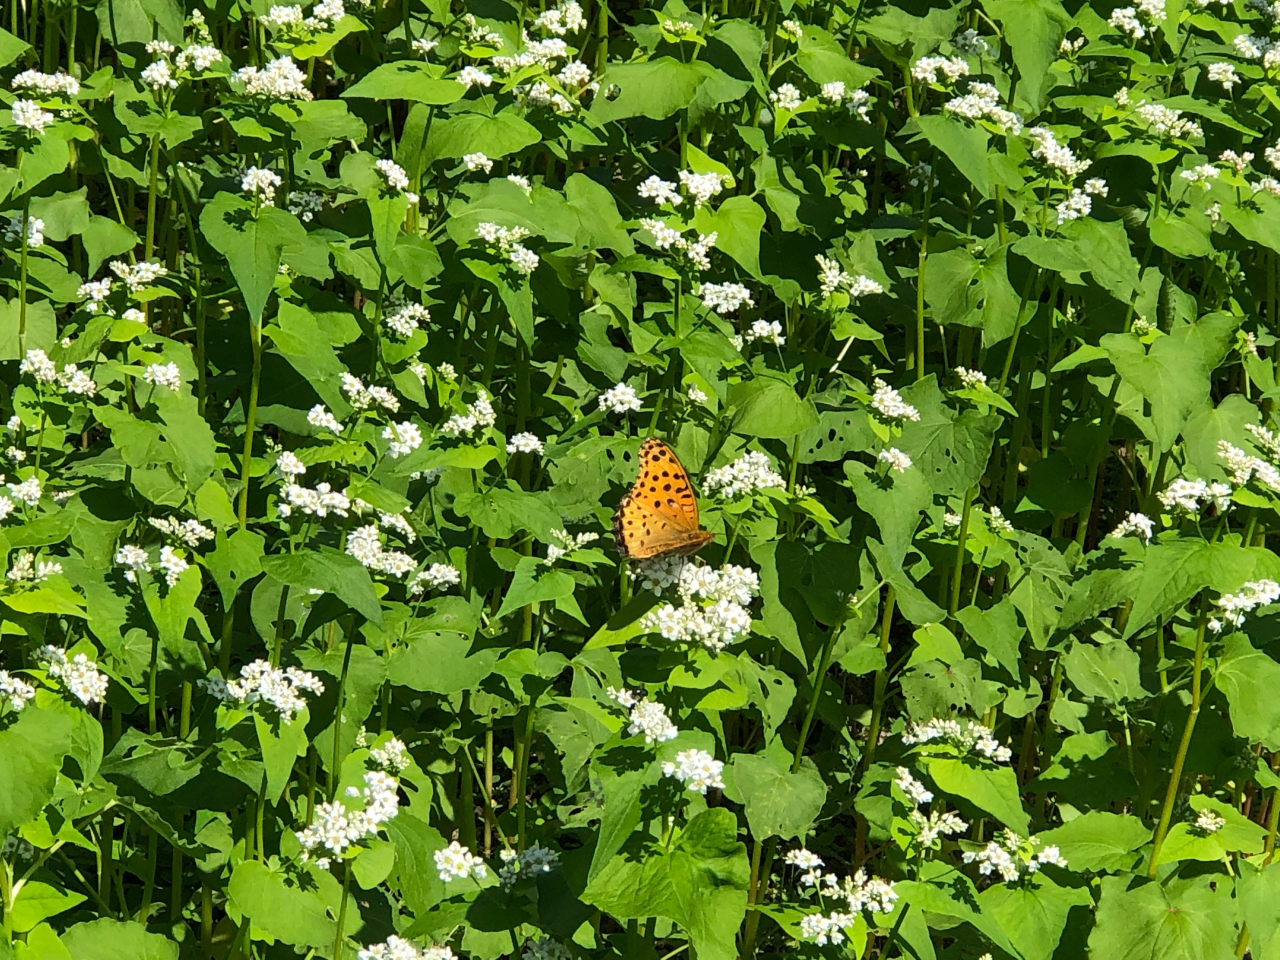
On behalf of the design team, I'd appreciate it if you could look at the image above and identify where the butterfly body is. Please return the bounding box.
[612,438,715,560]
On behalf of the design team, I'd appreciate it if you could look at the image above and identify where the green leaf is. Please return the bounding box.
[226,861,336,949]
[1102,328,1215,452]
[982,874,1092,960]
[982,0,1072,114]
[62,921,177,960]
[0,702,77,838]
[260,548,383,626]
[724,752,827,841]
[920,757,1029,833]
[592,59,731,121]
[254,708,310,804]
[199,194,305,325]
[1037,812,1150,872]
[1087,875,1236,960]
[9,884,87,934]
[1240,861,1280,960]
[727,376,818,439]
[495,557,578,619]
[693,196,765,278]
[1062,638,1148,702]
[897,377,999,496]
[1214,634,1280,751]
[583,809,749,960]
[914,114,990,196]
[388,630,499,695]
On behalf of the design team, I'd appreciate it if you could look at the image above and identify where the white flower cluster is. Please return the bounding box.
[1208,62,1240,90]
[199,659,324,721]
[287,190,325,221]
[1056,188,1092,224]
[902,718,1013,762]
[894,766,934,804]
[1108,511,1155,543]
[358,936,454,960]
[5,215,44,248]
[408,563,462,595]
[962,829,1068,882]
[1218,440,1280,492]
[0,670,35,711]
[818,80,872,120]
[498,844,560,888]
[1194,808,1226,834]
[11,69,80,97]
[640,563,760,652]
[341,373,399,413]
[1180,164,1219,189]
[149,516,216,548]
[770,83,804,111]
[476,222,539,274]
[434,841,488,881]
[698,282,754,315]
[944,82,1023,134]
[238,166,281,204]
[306,405,344,434]
[1234,33,1280,69]
[703,450,785,499]
[506,432,544,455]
[176,44,223,72]
[638,219,718,271]
[815,255,884,299]
[385,302,429,338]
[662,748,725,793]
[598,382,642,414]
[35,646,109,705]
[1026,126,1091,178]
[144,362,183,391]
[870,378,921,422]
[1157,477,1233,513]
[608,687,679,743]
[545,528,599,564]
[7,552,63,584]
[279,481,351,518]
[953,28,992,55]
[955,366,988,388]
[12,99,56,134]
[911,56,970,84]
[743,319,785,346]
[464,152,493,173]
[233,57,313,100]
[442,389,497,436]
[1212,578,1280,631]
[789,856,899,946]
[1135,102,1203,140]
[523,938,570,960]
[16,349,96,396]
[533,0,587,35]
[383,421,423,458]
[878,448,913,473]
[912,808,970,847]
[346,525,416,578]
[370,737,411,774]
[297,768,401,868]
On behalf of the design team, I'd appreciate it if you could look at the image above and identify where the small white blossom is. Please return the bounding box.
[241,167,282,204]
[4,215,44,248]
[703,451,784,499]
[456,66,493,90]
[383,422,423,458]
[661,748,725,794]
[1194,808,1227,834]
[409,564,462,594]
[912,56,969,84]
[115,544,151,582]
[598,383,642,414]
[464,152,493,173]
[1109,512,1155,543]
[12,99,56,134]
[878,448,913,473]
[144,362,183,391]
[769,83,804,111]
[870,378,920,421]
[36,647,109,704]
[744,319,785,345]
[233,57,313,100]
[307,404,343,434]
[434,841,488,881]
[506,432,544,455]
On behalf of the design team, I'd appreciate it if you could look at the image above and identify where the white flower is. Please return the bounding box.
[1216,578,1280,628]
[638,175,682,206]
[77,279,113,311]
[442,390,496,437]
[784,848,824,870]
[242,167,281,204]
[262,4,303,29]
[640,218,681,249]
[638,563,761,651]
[385,303,428,338]
[661,748,725,794]
[506,174,532,195]
[203,658,323,720]
[109,258,169,290]
[608,688,679,743]
[1084,177,1109,196]
[434,841,488,881]
[781,19,803,39]
[158,545,189,587]
[7,552,61,583]
[1208,62,1240,90]
[409,564,462,594]
[769,83,803,111]
[598,383,642,414]
[8,477,41,506]
[1158,477,1228,513]
[1056,188,1092,223]
[297,769,400,862]
[233,57,313,100]
[1136,102,1202,139]
[912,809,969,847]
[953,28,991,55]
[383,422,423,458]
[115,544,151,582]
[878,448,913,473]
[456,66,493,90]
[894,766,933,805]
[687,384,708,404]
[5,215,44,248]
[902,717,1013,762]
[12,99,56,134]
[35,647,109,704]
[412,38,439,57]
[1026,127,1090,177]
[464,152,493,173]
[1109,6,1145,36]
[911,56,969,83]
[0,670,35,711]
[989,505,1015,534]
[955,366,988,388]
[506,432,544,455]
[144,362,183,391]
[744,319,785,345]
[498,845,560,889]
[800,913,855,946]
[307,405,343,434]
[943,82,1022,134]
[19,350,57,383]
[150,516,216,548]
[870,378,920,421]
[1195,808,1226,834]
[1221,149,1254,172]
[279,482,351,519]
[370,737,411,773]
[508,245,539,274]
[59,365,96,396]
[703,451,784,499]
[142,59,178,91]
[1109,512,1154,543]
[1180,164,1219,189]
[962,829,1069,882]
[815,255,884,299]
[176,44,223,71]
[11,69,80,97]
[375,159,416,201]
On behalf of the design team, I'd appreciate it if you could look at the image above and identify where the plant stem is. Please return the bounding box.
[915,156,936,380]
[329,614,358,801]
[144,135,161,261]
[331,861,352,960]
[237,323,264,529]
[948,488,976,617]
[863,587,897,769]
[1147,608,1208,877]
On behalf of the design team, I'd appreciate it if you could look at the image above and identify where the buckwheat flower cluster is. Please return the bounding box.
[1026,127,1091,177]
[544,529,599,565]
[11,69,80,97]
[795,867,900,945]
[456,65,494,90]
[662,748,725,794]
[375,159,419,204]
[533,0,587,34]
[408,563,462,594]
[498,845,560,889]
[698,282,754,315]
[703,450,785,499]
[162,548,190,587]
[1212,578,1280,631]
[870,378,921,422]
[902,718,1013,762]
[912,809,970,847]
[1108,6,1146,37]
[241,167,281,204]
[0,670,35,711]
[1208,62,1240,89]
[687,384,708,404]
[464,152,493,173]
[1194,808,1226,834]
[629,555,684,591]
[1056,188,1092,224]
[342,373,400,413]
[12,99,56,134]
[287,190,325,222]
[8,477,40,507]
[346,525,415,578]
[944,82,1023,134]
[442,389,497,436]
[144,362,183,391]
[279,481,351,518]
[5,215,44,248]
[1135,102,1203,139]
[383,422,423,458]
[818,80,872,120]
[640,563,760,652]
[815,255,884,299]
[953,28,992,55]
[1158,477,1233,513]
[955,367,988,388]
[894,766,933,804]
[7,552,61,583]
[359,937,454,960]
[1217,440,1280,492]
[744,319,786,346]
[988,505,1015,534]
[1180,164,1219,189]
[176,44,223,72]
[769,83,804,111]
[962,829,1068,882]
[1108,512,1155,543]
[607,687,679,743]
[638,175,682,206]
[18,350,57,383]
[297,769,400,868]
[384,303,428,338]
[115,544,151,582]
[434,841,488,882]
[506,432,544,455]
[475,222,539,273]
[35,647,109,705]
[150,516,216,548]
[200,659,324,721]
[370,737,411,774]
[1234,33,1280,68]
[598,382,642,414]
[141,55,178,92]
[234,57,313,100]
[912,55,969,83]
[878,448,913,473]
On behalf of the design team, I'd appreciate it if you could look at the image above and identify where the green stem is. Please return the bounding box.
[147,632,159,733]
[791,625,840,772]
[863,587,897,770]
[237,323,264,529]
[949,488,976,617]
[328,615,358,801]
[997,267,1041,396]
[1147,608,1208,877]
[18,194,30,355]
[144,135,161,261]
[137,829,158,921]
[915,156,935,380]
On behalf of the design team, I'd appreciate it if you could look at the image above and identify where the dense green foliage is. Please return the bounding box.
[7,0,1280,957]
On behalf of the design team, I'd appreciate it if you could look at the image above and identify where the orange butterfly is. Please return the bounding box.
[612,438,715,560]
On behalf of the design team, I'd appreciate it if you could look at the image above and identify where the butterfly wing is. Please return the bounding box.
[612,438,715,560]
